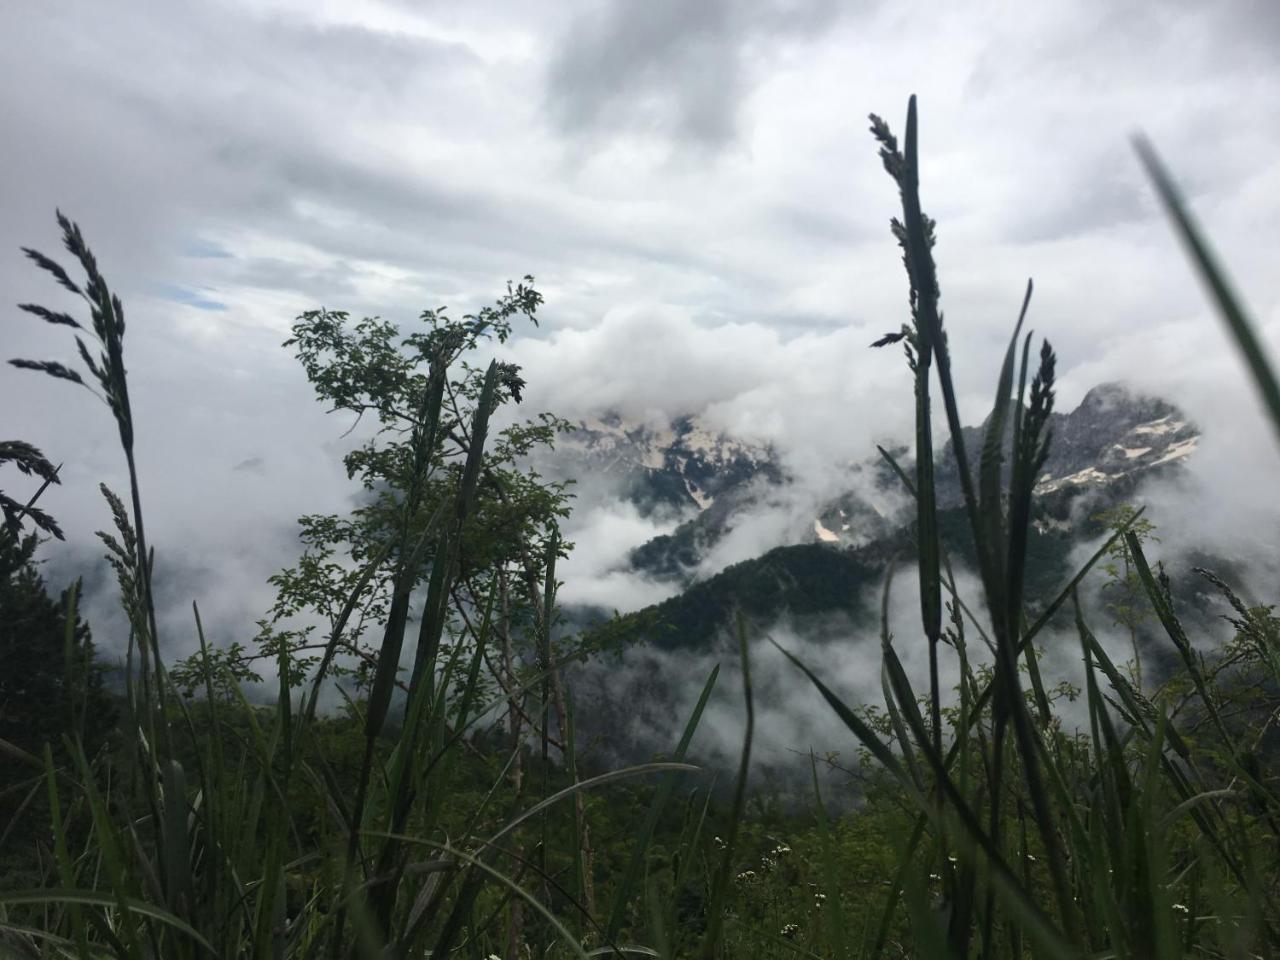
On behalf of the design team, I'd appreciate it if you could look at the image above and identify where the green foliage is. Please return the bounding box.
[0,562,112,762]
[771,97,1280,960]
[4,97,1280,960]
[228,286,575,700]
[0,440,64,542]
[1095,504,1161,687]
[0,468,116,888]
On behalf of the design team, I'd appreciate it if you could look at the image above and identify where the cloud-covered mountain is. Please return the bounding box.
[937,381,1199,504]
[558,413,781,516]
[551,382,1199,603]
[559,382,1215,773]
[8,1,1278,705]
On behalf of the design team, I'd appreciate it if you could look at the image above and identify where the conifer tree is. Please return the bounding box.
[0,443,116,877]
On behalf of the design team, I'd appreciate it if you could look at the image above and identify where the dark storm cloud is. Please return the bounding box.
[546,0,841,146]
[0,0,505,326]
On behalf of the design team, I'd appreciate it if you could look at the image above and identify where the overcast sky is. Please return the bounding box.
[3,0,1280,657]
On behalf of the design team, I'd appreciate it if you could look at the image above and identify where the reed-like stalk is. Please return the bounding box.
[777,97,1280,959]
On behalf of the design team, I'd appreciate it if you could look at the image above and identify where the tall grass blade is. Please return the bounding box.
[1134,137,1280,441]
[697,616,753,960]
[809,754,848,960]
[0,891,217,957]
[605,665,719,941]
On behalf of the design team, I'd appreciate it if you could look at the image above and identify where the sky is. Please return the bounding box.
[3,0,1280,670]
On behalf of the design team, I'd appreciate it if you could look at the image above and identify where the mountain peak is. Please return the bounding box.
[1035,382,1196,494]
[554,383,1200,586]
[558,412,780,515]
[1078,381,1133,408]
[1076,381,1176,421]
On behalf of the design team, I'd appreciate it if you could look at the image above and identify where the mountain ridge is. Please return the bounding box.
[564,382,1200,589]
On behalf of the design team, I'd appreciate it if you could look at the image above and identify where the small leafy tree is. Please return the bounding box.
[175,283,576,703]
[10,216,630,956]
[0,547,115,780]
[259,284,601,950]
[293,285,565,679]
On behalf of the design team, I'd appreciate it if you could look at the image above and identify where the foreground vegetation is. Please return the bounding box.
[2,98,1278,958]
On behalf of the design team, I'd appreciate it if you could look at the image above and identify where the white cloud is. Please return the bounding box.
[557,501,681,610]
[3,0,1279,671]
[573,563,999,780]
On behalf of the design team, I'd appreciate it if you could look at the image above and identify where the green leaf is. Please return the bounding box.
[1135,137,1280,442]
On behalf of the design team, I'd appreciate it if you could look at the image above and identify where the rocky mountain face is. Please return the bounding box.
[558,383,1199,588]
[554,413,781,516]
[933,382,1200,506]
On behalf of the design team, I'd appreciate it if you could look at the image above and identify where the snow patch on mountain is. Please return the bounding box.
[813,518,840,543]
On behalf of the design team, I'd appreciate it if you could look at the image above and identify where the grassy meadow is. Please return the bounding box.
[1,98,1278,959]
